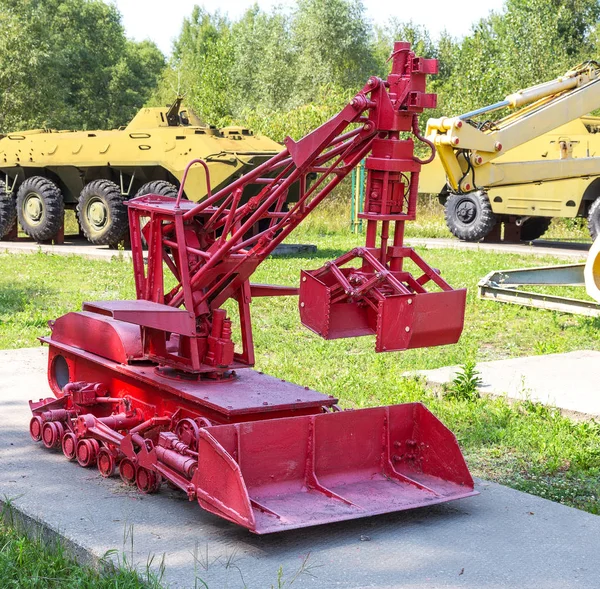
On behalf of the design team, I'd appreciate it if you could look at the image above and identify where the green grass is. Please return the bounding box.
[1,235,599,519]
[0,508,163,589]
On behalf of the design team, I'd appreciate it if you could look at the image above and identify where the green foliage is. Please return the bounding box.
[153,0,600,141]
[161,0,375,133]
[237,84,352,142]
[292,0,376,100]
[230,6,296,111]
[3,0,600,138]
[106,40,167,129]
[435,0,600,115]
[445,359,482,401]
[162,7,234,125]
[0,0,165,133]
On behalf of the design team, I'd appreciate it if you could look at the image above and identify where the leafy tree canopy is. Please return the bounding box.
[154,0,600,141]
[2,0,599,140]
[0,0,165,132]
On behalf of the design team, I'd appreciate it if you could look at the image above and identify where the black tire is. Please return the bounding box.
[16,176,64,241]
[588,198,600,240]
[519,217,552,241]
[135,180,179,199]
[77,180,128,245]
[134,181,180,246]
[0,181,17,239]
[444,190,497,241]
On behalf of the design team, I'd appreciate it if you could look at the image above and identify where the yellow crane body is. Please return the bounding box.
[422,63,600,241]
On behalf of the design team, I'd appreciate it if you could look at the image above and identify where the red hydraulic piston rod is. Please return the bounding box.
[155,446,197,479]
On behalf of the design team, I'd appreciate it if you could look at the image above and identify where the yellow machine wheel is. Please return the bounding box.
[587,197,600,240]
[16,176,64,242]
[585,236,600,302]
[444,190,497,241]
[517,217,552,241]
[77,180,128,246]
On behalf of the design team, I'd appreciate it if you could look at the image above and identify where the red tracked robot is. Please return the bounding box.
[28,43,476,534]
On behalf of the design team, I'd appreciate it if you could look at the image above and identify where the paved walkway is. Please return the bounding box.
[0,236,590,261]
[407,237,590,260]
[0,239,316,261]
[2,347,600,588]
[413,350,600,417]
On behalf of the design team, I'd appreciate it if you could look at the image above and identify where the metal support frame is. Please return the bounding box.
[478,263,600,316]
[350,159,365,233]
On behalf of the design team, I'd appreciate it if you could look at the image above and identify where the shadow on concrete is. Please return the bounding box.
[532,239,591,251]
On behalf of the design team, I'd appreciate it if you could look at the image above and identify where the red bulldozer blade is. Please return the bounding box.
[193,403,476,534]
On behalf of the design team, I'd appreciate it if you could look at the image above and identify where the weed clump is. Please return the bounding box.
[445,360,482,401]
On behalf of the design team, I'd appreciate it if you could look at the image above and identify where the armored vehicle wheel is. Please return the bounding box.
[444,190,497,242]
[135,180,179,199]
[0,181,17,239]
[134,181,180,246]
[16,176,64,241]
[77,180,128,245]
[588,198,600,240]
[519,217,552,241]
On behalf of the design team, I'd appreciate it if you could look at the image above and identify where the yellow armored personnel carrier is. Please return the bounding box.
[0,98,282,244]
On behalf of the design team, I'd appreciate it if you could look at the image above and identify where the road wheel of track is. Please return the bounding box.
[519,217,552,241]
[136,466,161,494]
[42,421,64,449]
[97,447,117,477]
[119,458,137,486]
[62,432,77,461]
[77,180,128,245]
[0,181,17,238]
[29,416,43,442]
[76,438,100,467]
[444,190,497,241]
[588,198,600,240]
[16,176,64,241]
[134,180,179,199]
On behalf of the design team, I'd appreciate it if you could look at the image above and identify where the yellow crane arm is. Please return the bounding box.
[426,62,600,193]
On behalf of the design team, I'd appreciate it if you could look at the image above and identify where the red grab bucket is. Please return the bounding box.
[300,267,466,351]
[298,245,467,352]
[193,403,477,534]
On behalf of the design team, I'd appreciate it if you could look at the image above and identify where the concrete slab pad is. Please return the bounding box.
[414,351,600,417]
[2,347,600,588]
